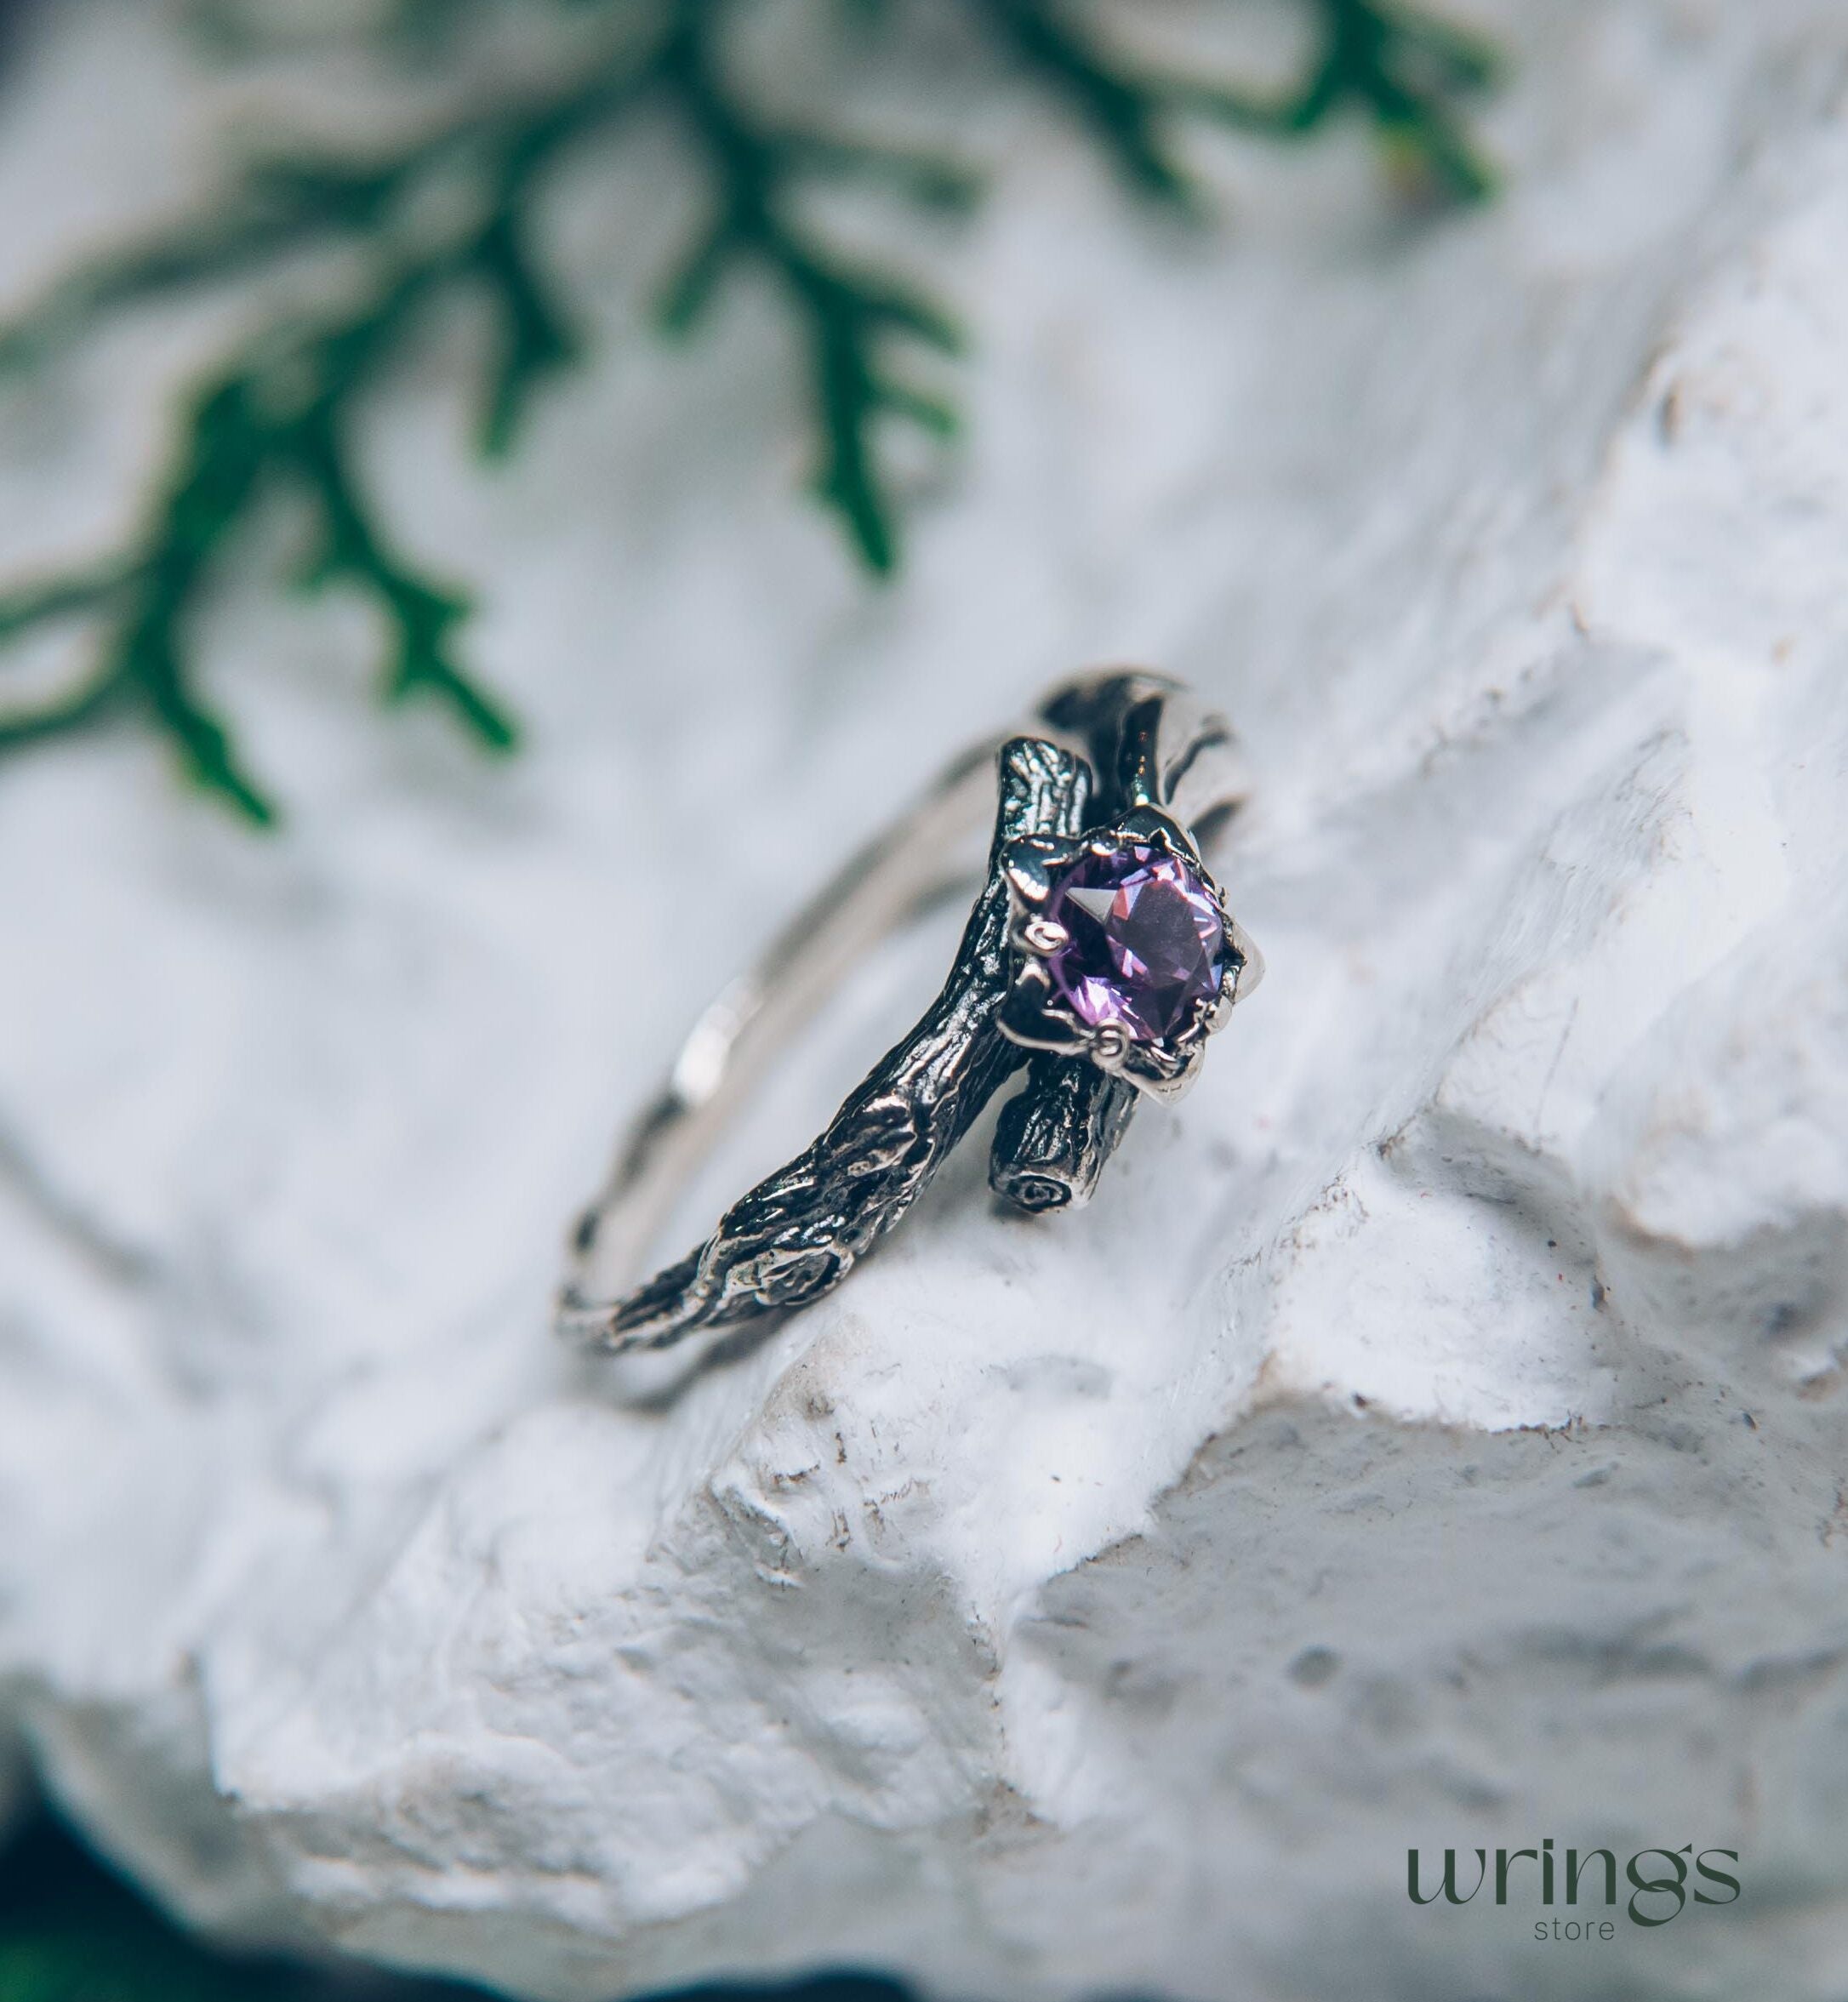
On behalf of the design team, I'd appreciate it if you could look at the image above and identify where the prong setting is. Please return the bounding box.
[1000,833,1086,906]
[997,811,1259,1098]
[1092,1023,1130,1070]
[1018,915,1069,955]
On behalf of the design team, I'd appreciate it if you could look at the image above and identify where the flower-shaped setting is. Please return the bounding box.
[997,809,1262,1099]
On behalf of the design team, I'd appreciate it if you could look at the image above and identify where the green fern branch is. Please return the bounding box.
[0,48,648,818]
[1290,0,1500,200]
[979,0,1497,206]
[655,1,967,573]
[0,0,1499,823]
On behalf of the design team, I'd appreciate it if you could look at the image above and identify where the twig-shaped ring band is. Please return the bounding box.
[556,670,1262,1356]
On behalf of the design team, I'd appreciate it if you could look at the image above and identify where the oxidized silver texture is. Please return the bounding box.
[557,671,1258,1355]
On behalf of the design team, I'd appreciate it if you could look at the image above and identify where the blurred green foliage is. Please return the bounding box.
[0,1811,914,2002]
[0,0,1499,823]
[0,1811,423,2002]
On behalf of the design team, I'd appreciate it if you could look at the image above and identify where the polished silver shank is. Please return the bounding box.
[557,670,1250,1355]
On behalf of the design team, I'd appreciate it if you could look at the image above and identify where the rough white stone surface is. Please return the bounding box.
[3,2,1848,1997]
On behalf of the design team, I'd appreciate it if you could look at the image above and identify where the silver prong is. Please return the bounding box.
[1002,855,1052,905]
[1001,834,1081,905]
[1018,915,1069,956]
[999,966,1086,1054]
[1118,806,1192,858]
[1125,1041,1203,1102]
[1090,1023,1131,1071]
[1227,921,1264,1003]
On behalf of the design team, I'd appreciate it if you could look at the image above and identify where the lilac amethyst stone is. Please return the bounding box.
[1043,841,1228,1045]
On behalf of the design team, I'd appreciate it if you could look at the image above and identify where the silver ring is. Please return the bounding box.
[556,670,1263,1358]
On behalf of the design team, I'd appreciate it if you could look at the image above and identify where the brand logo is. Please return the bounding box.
[1406,1842,1741,1939]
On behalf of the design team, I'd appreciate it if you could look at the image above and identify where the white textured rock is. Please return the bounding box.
[4,2,1848,1996]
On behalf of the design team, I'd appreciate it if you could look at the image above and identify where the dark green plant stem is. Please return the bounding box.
[975,0,1497,207]
[0,162,397,376]
[971,0,1209,202]
[0,564,140,642]
[654,0,963,573]
[1292,0,1498,200]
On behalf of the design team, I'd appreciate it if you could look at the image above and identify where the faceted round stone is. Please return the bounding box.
[1042,841,1227,1044]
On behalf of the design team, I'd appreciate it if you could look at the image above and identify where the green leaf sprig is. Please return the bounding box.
[0,0,1498,823]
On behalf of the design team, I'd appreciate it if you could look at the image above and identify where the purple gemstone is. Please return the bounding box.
[1043,842,1227,1044]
